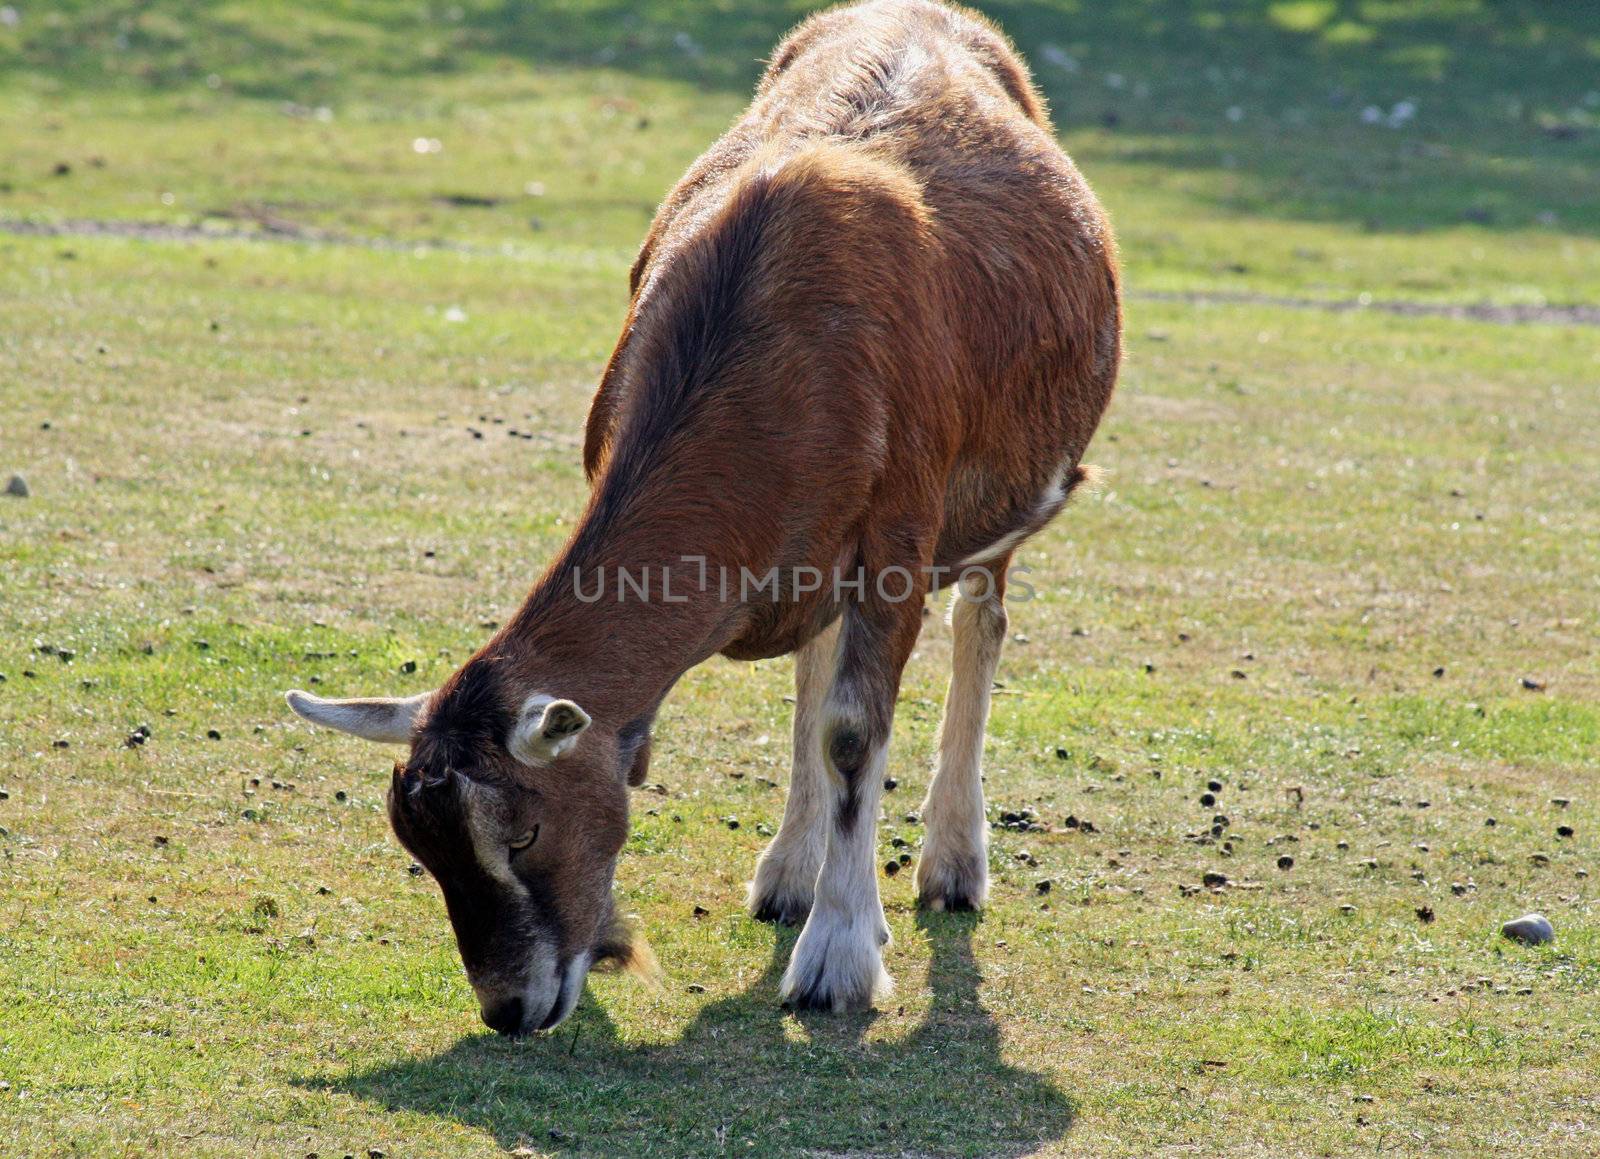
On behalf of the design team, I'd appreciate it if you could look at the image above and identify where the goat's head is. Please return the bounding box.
[284,662,653,1035]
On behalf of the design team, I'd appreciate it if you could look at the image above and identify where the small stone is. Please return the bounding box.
[1276,855,1294,870]
[400,660,418,674]
[335,790,348,802]
[407,862,424,877]
[882,777,897,792]
[685,983,705,994]
[1552,797,1571,808]
[5,474,29,498]
[369,1150,387,1159]
[1207,780,1223,793]
[1202,871,1229,889]
[1557,825,1574,838]
[692,905,709,918]
[1035,879,1052,894]
[1340,904,1356,915]
[724,817,739,830]
[1501,913,1554,945]
[883,860,899,877]
[206,729,221,740]
[1199,793,1216,808]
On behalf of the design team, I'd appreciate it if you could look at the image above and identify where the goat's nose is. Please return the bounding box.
[481,995,525,1037]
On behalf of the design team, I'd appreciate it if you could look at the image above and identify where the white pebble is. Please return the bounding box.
[1501,913,1554,945]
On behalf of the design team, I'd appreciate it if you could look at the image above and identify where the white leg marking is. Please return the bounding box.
[916,572,1007,910]
[780,724,893,1012]
[748,621,840,923]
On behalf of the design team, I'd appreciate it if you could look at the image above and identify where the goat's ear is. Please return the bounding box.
[508,695,591,765]
[285,689,430,743]
[619,714,653,787]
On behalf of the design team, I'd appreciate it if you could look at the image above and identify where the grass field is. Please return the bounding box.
[2,1,1598,1155]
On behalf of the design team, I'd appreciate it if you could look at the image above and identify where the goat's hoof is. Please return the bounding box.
[749,891,811,926]
[780,908,891,1013]
[915,853,988,913]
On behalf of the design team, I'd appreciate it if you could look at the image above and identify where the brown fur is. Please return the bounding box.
[387,0,1118,1028]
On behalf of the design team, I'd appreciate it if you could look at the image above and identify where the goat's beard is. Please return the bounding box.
[593,908,658,982]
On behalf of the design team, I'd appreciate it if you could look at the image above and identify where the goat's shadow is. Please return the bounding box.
[303,912,1074,1156]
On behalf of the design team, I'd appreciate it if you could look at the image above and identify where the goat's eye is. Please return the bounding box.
[509,825,539,851]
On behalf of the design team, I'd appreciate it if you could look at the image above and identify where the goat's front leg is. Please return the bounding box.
[748,618,840,924]
[781,581,925,1012]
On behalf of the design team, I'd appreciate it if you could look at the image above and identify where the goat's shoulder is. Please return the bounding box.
[584,142,932,478]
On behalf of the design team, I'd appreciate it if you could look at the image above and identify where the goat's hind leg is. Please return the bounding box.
[748,619,840,925]
[916,562,1010,912]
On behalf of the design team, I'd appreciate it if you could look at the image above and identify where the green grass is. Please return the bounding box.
[2,1,1598,1155]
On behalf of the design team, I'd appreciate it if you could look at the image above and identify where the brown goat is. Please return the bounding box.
[287,0,1119,1034]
